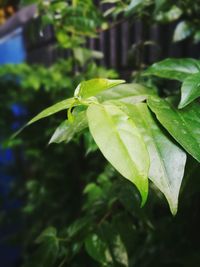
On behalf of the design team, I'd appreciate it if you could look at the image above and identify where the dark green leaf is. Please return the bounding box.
[179,72,200,108]
[85,234,112,265]
[148,96,200,162]
[145,58,200,81]
[87,103,149,205]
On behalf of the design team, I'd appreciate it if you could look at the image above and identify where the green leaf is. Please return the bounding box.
[145,58,200,81]
[74,78,125,98]
[148,96,200,162]
[179,72,200,108]
[49,110,87,144]
[126,0,143,13]
[28,98,75,126]
[173,21,192,42]
[101,0,121,3]
[98,222,128,267]
[73,48,103,66]
[36,227,58,243]
[87,103,149,205]
[12,97,76,138]
[85,234,112,265]
[156,6,182,22]
[124,103,186,214]
[24,227,59,267]
[97,83,155,103]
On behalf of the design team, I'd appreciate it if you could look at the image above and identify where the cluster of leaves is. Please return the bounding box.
[1,1,200,267]
[103,0,200,43]
[25,56,200,216]
[19,56,200,265]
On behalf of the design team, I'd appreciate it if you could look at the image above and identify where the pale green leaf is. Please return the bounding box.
[27,98,75,126]
[49,110,87,144]
[101,0,120,3]
[148,96,200,162]
[124,103,186,214]
[173,21,192,42]
[74,78,125,98]
[12,97,76,138]
[97,83,155,103]
[179,72,200,108]
[87,103,149,205]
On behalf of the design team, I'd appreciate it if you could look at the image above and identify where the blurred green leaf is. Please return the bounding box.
[173,21,192,42]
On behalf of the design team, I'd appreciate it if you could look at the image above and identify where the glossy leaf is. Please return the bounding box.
[124,103,186,214]
[74,78,125,98]
[87,103,149,205]
[49,110,87,144]
[179,72,200,108]
[97,83,155,104]
[148,96,200,162]
[145,58,200,81]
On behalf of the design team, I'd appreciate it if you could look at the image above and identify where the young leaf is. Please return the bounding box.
[179,72,200,108]
[124,103,186,214]
[28,98,75,126]
[148,96,200,162]
[74,78,125,99]
[87,103,149,205]
[12,97,76,138]
[49,110,87,144]
[145,58,200,81]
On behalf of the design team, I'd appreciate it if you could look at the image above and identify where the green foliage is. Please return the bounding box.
[2,1,200,267]
[26,73,199,215]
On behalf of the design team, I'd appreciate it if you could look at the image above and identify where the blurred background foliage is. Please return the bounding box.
[1,0,200,267]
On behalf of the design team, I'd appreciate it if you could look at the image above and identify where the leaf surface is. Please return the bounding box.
[87,103,149,205]
[124,103,186,214]
[49,110,87,144]
[145,58,200,81]
[28,98,75,125]
[179,72,200,108]
[97,83,155,104]
[148,97,200,162]
[74,78,125,98]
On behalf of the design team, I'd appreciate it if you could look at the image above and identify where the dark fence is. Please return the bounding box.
[23,16,200,75]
